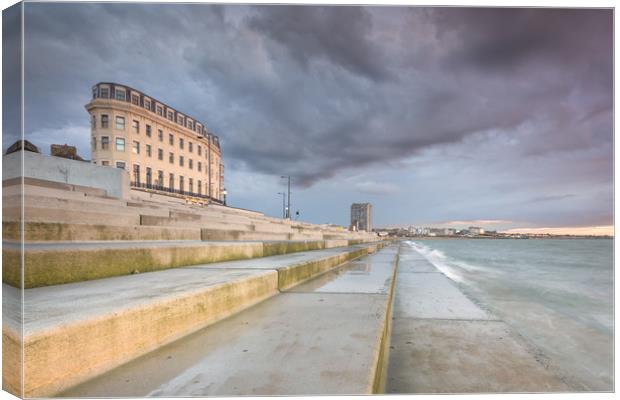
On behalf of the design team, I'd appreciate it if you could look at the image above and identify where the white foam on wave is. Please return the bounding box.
[404,240,468,284]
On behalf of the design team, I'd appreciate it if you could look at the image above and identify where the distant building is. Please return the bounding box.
[5,140,39,155]
[469,226,485,235]
[350,203,373,232]
[51,144,85,161]
[443,228,456,236]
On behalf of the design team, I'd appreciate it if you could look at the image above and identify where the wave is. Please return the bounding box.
[404,240,491,284]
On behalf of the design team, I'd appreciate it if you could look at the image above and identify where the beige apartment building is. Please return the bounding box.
[86,82,224,203]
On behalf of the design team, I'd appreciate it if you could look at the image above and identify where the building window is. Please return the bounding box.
[158,129,163,142]
[169,173,174,190]
[157,106,163,116]
[92,136,97,150]
[116,138,125,152]
[115,89,126,101]
[169,134,174,145]
[146,124,151,137]
[179,176,184,192]
[100,88,109,98]
[133,120,140,134]
[189,178,193,193]
[101,114,109,128]
[158,170,164,187]
[132,141,140,154]
[167,110,174,121]
[179,138,184,150]
[133,164,140,184]
[115,116,125,130]
[144,99,151,110]
[101,136,110,150]
[169,152,174,164]
[91,115,96,129]
[131,94,139,105]
[146,167,152,187]
[179,155,184,167]
[197,145,202,156]
[189,159,193,170]
[158,148,164,160]
[116,161,126,169]
[198,180,202,195]
[146,144,152,157]
[101,160,110,166]
[189,142,193,153]
[198,162,202,172]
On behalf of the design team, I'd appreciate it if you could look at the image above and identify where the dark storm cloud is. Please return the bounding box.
[247,6,391,82]
[3,3,22,149]
[19,4,612,227]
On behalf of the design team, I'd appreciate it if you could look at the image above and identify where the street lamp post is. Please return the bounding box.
[277,192,286,219]
[222,188,227,206]
[280,175,291,219]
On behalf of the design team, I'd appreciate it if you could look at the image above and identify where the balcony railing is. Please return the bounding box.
[130,181,223,204]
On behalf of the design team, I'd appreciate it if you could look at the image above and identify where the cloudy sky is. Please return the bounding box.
[6,3,613,232]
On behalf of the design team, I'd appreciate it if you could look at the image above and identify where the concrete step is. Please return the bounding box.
[4,206,141,226]
[2,221,202,242]
[386,241,569,393]
[201,229,290,241]
[5,195,169,219]
[140,215,257,232]
[4,180,117,203]
[4,176,110,197]
[5,244,382,397]
[58,244,399,397]
[3,239,387,288]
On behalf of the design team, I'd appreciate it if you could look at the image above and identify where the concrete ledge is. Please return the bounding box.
[4,241,264,288]
[7,244,379,397]
[59,245,400,397]
[9,268,278,397]
[2,326,23,397]
[262,240,325,256]
[3,221,202,242]
[277,247,368,291]
[201,228,289,241]
[4,206,141,226]
[3,240,387,288]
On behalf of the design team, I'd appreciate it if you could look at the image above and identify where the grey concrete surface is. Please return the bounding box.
[387,241,570,394]
[290,247,397,294]
[59,244,399,397]
[3,151,128,198]
[62,293,388,397]
[13,246,368,333]
[393,272,492,320]
[388,319,570,393]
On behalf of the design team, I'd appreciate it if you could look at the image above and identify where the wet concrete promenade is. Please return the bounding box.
[61,244,399,397]
[386,241,570,393]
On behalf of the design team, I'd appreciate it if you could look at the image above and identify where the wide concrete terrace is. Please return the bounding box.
[60,244,399,397]
[6,242,388,397]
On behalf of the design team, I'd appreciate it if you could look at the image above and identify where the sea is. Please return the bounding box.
[407,238,613,391]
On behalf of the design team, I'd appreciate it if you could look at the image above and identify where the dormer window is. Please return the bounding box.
[100,87,109,98]
[115,89,126,101]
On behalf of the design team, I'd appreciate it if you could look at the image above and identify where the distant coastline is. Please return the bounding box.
[411,235,613,240]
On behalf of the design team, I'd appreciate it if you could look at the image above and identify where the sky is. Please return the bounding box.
[4,3,614,233]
